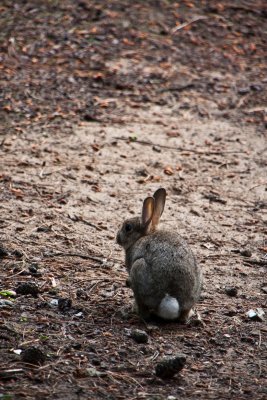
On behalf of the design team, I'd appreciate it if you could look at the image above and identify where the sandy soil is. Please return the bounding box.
[0,1,266,399]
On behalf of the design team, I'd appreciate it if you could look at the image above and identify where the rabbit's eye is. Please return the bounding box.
[125,223,132,232]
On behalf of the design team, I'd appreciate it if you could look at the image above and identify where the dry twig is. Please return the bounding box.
[171,16,208,34]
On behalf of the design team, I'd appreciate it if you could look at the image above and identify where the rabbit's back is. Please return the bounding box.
[126,230,202,311]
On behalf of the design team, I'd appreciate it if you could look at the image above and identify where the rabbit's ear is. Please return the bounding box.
[152,188,166,227]
[141,196,154,233]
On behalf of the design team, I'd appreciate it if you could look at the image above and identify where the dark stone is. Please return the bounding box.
[76,289,88,300]
[21,346,46,365]
[58,297,72,312]
[72,343,82,350]
[36,226,51,233]
[250,84,263,92]
[131,329,149,344]
[13,250,23,258]
[29,263,41,276]
[237,87,250,95]
[225,286,238,297]
[152,145,161,153]
[240,249,252,257]
[155,354,186,378]
[0,244,9,258]
[16,282,39,298]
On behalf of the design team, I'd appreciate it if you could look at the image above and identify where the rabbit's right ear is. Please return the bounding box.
[152,188,166,227]
[141,196,154,233]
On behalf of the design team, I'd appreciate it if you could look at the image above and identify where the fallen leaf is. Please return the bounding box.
[10,188,24,198]
[91,144,101,152]
[166,131,180,137]
[164,166,174,175]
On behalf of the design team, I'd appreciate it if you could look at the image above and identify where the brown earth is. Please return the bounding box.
[0,1,266,399]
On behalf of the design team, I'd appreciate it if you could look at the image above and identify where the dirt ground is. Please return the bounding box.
[0,1,266,399]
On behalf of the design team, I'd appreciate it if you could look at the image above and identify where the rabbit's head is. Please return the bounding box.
[116,188,166,250]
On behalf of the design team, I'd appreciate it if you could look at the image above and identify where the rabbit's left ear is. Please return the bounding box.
[141,196,154,233]
[152,188,166,227]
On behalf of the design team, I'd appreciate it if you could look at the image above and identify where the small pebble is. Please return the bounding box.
[224,308,237,317]
[131,329,149,344]
[12,249,23,258]
[21,346,46,365]
[58,297,72,312]
[16,282,39,298]
[155,354,186,378]
[152,145,161,153]
[36,226,51,233]
[28,264,42,277]
[225,286,238,297]
[50,299,58,306]
[237,87,250,95]
[29,265,38,274]
[250,83,263,92]
[0,245,9,258]
[0,299,14,308]
[240,249,252,257]
[76,288,89,300]
[72,342,82,350]
[247,308,265,322]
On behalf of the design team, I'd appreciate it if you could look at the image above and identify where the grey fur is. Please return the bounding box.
[116,189,202,321]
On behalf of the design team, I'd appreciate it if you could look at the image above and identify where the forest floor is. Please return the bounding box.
[0,1,266,399]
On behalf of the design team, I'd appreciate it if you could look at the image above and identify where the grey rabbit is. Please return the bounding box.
[116,188,202,321]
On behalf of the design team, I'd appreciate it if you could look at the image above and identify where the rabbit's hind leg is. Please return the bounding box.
[130,258,154,320]
[179,308,194,322]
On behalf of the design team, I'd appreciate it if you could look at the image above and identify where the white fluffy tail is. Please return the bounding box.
[157,294,180,320]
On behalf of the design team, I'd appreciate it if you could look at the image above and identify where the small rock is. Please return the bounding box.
[28,263,41,276]
[240,249,252,257]
[91,357,101,366]
[0,299,14,308]
[72,342,82,350]
[135,168,149,177]
[58,297,72,312]
[12,249,23,258]
[36,226,51,233]
[29,265,38,274]
[155,354,186,379]
[247,308,265,322]
[224,308,237,317]
[76,288,88,300]
[237,87,250,95]
[250,83,263,92]
[16,282,39,298]
[190,208,201,217]
[50,299,58,306]
[87,367,105,377]
[21,346,46,365]
[261,286,267,294]
[0,244,9,258]
[131,329,149,344]
[74,311,83,318]
[152,145,161,153]
[225,286,238,297]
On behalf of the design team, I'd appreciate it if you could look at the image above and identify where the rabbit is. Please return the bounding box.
[116,188,202,321]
